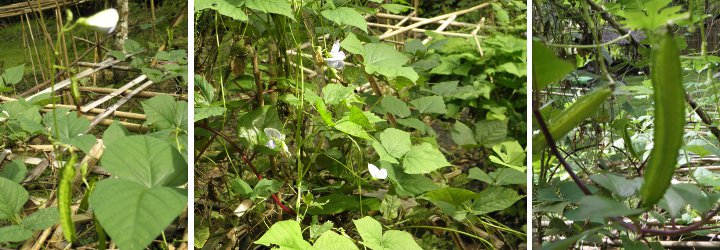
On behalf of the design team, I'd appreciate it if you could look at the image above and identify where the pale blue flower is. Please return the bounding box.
[325,40,346,69]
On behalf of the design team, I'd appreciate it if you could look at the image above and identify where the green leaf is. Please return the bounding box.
[90,179,187,250]
[532,41,574,90]
[43,109,96,154]
[0,176,29,220]
[381,4,412,14]
[388,166,439,196]
[568,196,643,220]
[371,140,399,164]
[0,100,43,139]
[315,100,335,126]
[490,3,509,25]
[353,216,384,249]
[341,33,365,56]
[660,184,712,217]
[380,95,411,118]
[334,121,371,140]
[489,141,526,171]
[379,128,412,158]
[423,187,479,207]
[1,64,25,85]
[380,230,423,250]
[237,106,282,147]
[195,106,226,121]
[108,50,127,61]
[229,178,254,196]
[589,174,640,198]
[254,220,312,249]
[693,168,720,187]
[253,179,281,199]
[322,83,355,106]
[397,118,434,135]
[364,43,419,82]
[402,142,450,174]
[313,231,359,250]
[0,225,32,242]
[353,216,422,250]
[245,0,295,21]
[404,39,426,55]
[321,7,367,33]
[195,74,215,104]
[124,39,144,54]
[195,0,248,21]
[409,96,446,114]
[102,136,187,187]
[472,186,524,215]
[102,121,130,146]
[618,0,688,31]
[474,119,507,147]
[195,226,210,248]
[310,221,334,240]
[22,207,59,230]
[309,194,359,215]
[451,121,477,146]
[348,106,372,129]
[1,159,27,183]
[142,95,188,132]
[469,168,526,185]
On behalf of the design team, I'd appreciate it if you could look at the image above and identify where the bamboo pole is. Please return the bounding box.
[81,75,148,112]
[26,57,119,100]
[422,15,457,44]
[77,62,134,71]
[378,3,489,40]
[77,86,188,100]
[25,13,47,81]
[87,80,155,130]
[368,23,480,38]
[0,95,145,120]
[374,12,477,28]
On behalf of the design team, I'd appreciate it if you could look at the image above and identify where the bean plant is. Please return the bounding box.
[194,0,527,249]
[0,3,189,249]
[533,0,720,248]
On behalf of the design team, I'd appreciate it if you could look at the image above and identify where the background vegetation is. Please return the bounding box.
[194,0,527,249]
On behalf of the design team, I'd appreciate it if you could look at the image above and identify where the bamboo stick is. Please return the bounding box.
[378,3,489,40]
[422,15,456,44]
[381,10,416,35]
[77,61,134,71]
[0,96,146,120]
[26,57,118,100]
[87,80,155,130]
[81,75,148,112]
[77,86,188,100]
[25,13,47,81]
[374,12,477,28]
[368,23,480,38]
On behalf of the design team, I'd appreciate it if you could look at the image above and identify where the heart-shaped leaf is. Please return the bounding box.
[101,135,187,187]
[0,177,28,220]
[90,179,187,250]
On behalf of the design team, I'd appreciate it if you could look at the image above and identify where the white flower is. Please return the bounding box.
[81,8,119,34]
[264,128,290,156]
[368,163,387,180]
[324,40,346,69]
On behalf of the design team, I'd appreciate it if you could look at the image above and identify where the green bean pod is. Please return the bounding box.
[532,87,613,154]
[70,77,82,116]
[640,31,686,207]
[58,152,77,243]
